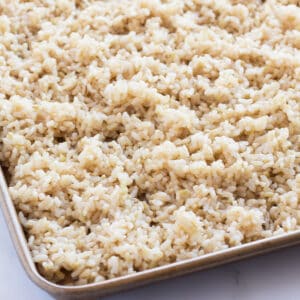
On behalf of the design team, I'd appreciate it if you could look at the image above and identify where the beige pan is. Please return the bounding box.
[1,167,300,300]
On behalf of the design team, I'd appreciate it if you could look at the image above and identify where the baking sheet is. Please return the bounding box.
[1,166,300,300]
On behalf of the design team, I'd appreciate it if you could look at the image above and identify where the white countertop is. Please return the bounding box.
[1,207,300,300]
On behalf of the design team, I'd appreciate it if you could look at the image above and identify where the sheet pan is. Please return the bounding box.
[1,167,300,300]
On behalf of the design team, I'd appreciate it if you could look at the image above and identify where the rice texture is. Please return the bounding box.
[0,0,300,285]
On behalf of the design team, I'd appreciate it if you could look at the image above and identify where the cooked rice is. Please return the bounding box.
[0,0,300,285]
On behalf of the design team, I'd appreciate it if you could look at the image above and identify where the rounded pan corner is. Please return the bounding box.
[0,168,68,297]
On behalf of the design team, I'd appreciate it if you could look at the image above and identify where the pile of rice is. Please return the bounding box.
[0,0,299,285]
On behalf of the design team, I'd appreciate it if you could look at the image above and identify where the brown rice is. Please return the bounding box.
[0,0,299,285]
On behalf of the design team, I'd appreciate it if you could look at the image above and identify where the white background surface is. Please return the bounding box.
[1,206,300,300]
